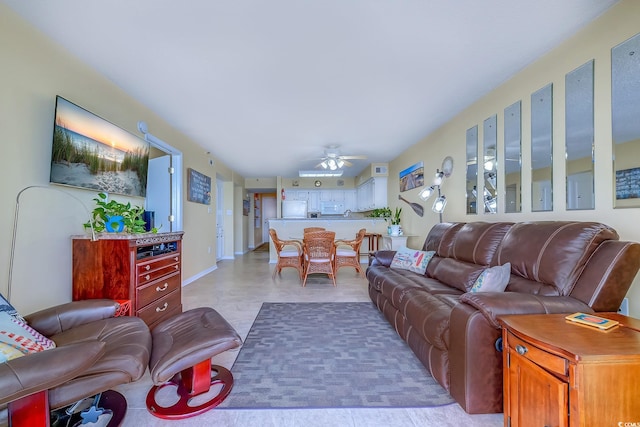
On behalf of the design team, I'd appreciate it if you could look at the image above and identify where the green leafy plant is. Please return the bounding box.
[367,207,392,219]
[390,207,402,225]
[84,192,155,234]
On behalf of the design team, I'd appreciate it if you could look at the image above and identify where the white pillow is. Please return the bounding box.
[390,247,435,275]
[0,311,56,364]
[470,263,511,293]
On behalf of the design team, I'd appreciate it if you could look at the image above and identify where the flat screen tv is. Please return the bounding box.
[50,96,150,198]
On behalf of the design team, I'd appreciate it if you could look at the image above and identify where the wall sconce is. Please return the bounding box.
[417,156,453,222]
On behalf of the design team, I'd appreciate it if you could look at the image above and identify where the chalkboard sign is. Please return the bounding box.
[187,168,211,205]
[616,167,640,200]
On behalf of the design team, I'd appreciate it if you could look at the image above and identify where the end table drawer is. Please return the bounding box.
[508,331,568,377]
[137,272,181,309]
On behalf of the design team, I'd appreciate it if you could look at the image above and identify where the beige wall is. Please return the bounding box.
[387,0,640,316]
[0,5,247,313]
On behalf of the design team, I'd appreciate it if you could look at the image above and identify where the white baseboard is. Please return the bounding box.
[182,265,217,286]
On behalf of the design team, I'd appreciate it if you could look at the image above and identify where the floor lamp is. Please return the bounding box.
[7,185,96,303]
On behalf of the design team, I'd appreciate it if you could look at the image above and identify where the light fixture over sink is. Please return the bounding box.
[299,170,344,177]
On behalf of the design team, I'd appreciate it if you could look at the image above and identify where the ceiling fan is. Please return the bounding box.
[315,146,367,170]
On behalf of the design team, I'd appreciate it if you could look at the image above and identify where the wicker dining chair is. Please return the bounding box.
[334,228,366,277]
[303,227,325,234]
[269,229,304,280]
[302,230,336,286]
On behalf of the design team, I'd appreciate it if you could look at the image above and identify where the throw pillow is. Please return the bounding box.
[470,263,511,293]
[0,311,56,364]
[0,292,22,319]
[390,247,436,275]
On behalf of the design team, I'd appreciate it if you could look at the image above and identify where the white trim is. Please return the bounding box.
[182,265,217,286]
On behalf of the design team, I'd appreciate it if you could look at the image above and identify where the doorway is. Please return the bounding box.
[216,178,224,260]
[261,195,277,245]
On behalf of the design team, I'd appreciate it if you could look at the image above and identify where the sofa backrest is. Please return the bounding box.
[418,220,639,311]
[423,222,512,292]
[494,221,618,296]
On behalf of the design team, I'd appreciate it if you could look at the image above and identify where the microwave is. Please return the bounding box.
[319,201,345,215]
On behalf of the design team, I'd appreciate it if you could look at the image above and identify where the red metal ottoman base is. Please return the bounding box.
[146,359,234,420]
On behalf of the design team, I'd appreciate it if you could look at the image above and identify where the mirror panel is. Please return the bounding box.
[565,60,595,210]
[483,115,498,213]
[466,125,478,214]
[531,83,553,211]
[504,101,522,213]
[612,33,640,208]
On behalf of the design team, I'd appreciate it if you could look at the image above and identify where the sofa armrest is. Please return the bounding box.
[459,292,593,329]
[25,299,119,337]
[0,341,105,405]
[368,250,397,267]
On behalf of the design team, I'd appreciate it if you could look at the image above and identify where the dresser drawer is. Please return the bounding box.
[508,331,568,378]
[137,289,181,326]
[136,272,181,309]
[136,255,180,285]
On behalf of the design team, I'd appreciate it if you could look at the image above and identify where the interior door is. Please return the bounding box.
[146,155,172,231]
[216,179,224,260]
[262,195,277,244]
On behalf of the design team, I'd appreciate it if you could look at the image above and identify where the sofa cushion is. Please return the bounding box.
[400,290,458,351]
[431,258,485,292]
[494,221,618,295]
[451,222,513,265]
[471,263,511,293]
[390,247,435,275]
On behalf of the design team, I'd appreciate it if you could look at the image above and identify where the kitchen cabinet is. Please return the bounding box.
[308,191,320,212]
[499,313,640,427]
[320,190,344,202]
[357,177,387,211]
[72,232,184,329]
[344,189,357,212]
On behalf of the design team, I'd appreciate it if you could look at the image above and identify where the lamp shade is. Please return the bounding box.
[419,185,435,201]
[432,195,447,213]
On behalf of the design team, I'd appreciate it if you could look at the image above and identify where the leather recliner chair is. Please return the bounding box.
[0,299,152,426]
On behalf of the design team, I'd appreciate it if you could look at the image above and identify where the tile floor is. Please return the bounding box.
[116,249,504,426]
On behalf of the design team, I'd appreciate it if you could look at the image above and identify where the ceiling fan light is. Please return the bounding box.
[320,160,328,169]
[336,159,345,168]
[328,159,337,170]
[419,185,435,201]
[432,195,447,214]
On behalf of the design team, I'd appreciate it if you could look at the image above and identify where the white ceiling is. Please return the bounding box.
[4,0,618,178]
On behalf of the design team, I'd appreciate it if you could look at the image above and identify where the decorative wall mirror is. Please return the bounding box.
[531,83,553,211]
[504,101,522,213]
[565,60,595,210]
[612,32,640,208]
[483,115,498,213]
[466,125,478,214]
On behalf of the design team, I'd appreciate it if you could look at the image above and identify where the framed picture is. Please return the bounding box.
[187,168,211,205]
[50,96,150,198]
[399,161,424,192]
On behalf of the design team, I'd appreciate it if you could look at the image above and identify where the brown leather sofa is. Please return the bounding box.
[366,221,640,414]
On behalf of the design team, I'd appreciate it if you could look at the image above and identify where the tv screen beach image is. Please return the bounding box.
[50,96,150,197]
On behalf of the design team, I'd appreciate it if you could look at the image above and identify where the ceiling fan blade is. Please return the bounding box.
[342,160,353,167]
[341,155,367,160]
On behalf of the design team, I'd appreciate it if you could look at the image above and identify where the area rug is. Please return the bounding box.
[219,302,455,409]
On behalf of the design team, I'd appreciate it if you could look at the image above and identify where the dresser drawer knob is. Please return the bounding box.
[156,302,169,312]
[156,283,169,292]
[174,256,179,262]
[145,274,151,281]
[516,344,528,355]
[174,265,179,270]
[145,265,151,271]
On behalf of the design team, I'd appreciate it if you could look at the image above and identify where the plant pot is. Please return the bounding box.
[389,225,401,236]
[105,215,125,232]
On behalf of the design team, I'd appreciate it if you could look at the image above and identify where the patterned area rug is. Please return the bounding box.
[219,302,455,409]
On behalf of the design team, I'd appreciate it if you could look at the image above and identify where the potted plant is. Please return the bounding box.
[84,192,155,234]
[389,207,402,236]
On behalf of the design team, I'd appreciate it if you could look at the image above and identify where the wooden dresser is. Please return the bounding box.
[499,313,640,427]
[72,232,184,328]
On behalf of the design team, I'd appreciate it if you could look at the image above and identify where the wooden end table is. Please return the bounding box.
[498,313,640,427]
